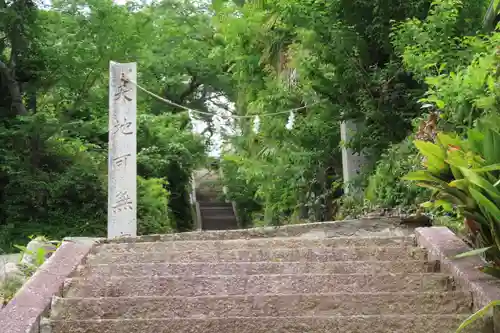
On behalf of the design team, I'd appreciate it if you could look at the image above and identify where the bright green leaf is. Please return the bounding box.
[454,246,492,259]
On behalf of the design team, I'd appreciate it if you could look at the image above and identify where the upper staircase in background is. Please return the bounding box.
[191,168,238,231]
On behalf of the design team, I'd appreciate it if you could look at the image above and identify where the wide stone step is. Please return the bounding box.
[197,202,232,208]
[201,215,237,221]
[86,246,427,265]
[107,219,408,243]
[75,260,438,277]
[95,236,416,253]
[50,291,472,320]
[201,212,236,220]
[199,207,234,214]
[202,220,239,231]
[43,315,482,333]
[63,273,454,298]
[199,205,234,211]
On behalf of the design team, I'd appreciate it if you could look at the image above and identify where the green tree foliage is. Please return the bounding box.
[365,0,497,218]
[365,138,430,209]
[392,0,496,126]
[0,0,222,251]
[214,0,497,225]
[1,0,498,246]
[213,0,436,224]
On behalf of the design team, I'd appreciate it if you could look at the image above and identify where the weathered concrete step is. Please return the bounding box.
[199,207,234,213]
[107,219,409,243]
[196,195,222,202]
[202,222,239,231]
[201,213,236,222]
[43,315,483,333]
[86,246,427,265]
[199,202,233,211]
[95,236,416,253]
[201,222,238,230]
[198,209,233,215]
[197,202,232,208]
[50,291,472,320]
[75,260,438,277]
[200,213,236,220]
[63,273,455,298]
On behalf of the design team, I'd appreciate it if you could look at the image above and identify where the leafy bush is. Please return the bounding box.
[390,0,499,237]
[137,113,207,231]
[455,300,500,333]
[366,138,430,210]
[0,0,217,250]
[392,0,498,128]
[0,108,206,252]
[137,176,172,235]
[404,114,500,277]
[219,157,261,228]
[334,194,373,220]
[0,118,109,251]
[1,235,60,306]
[0,276,24,307]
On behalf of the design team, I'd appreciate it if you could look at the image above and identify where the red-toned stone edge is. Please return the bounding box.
[0,239,95,333]
[416,227,500,332]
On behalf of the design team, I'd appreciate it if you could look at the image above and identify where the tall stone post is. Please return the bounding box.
[108,62,137,238]
[340,120,366,193]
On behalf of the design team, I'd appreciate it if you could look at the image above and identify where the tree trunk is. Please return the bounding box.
[0,60,28,116]
[298,191,308,219]
[483,0,500,32]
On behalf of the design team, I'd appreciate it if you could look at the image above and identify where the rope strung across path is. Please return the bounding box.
[122,77,323,119]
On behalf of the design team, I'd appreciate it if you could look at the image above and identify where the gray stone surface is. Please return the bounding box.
[50,292,473,320]
[416,226,500,333]
[96,235,416,253]
[2,262,23,280]
[0,240,96,333]
[42,222,491,333]
[105,218,412,243]
[75,260,438,277]
[107,61,137,239]
[416,227,500,309]
[63,273,455,298]
[341,119,366,191]
[44,315,485,333]
[86,245,427,265]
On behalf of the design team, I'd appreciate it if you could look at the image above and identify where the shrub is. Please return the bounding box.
[1,235,60,307]
[137,176,172,235]
[404,114,500,278]
[365,138,430,210]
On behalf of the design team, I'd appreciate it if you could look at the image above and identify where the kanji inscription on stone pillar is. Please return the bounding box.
[108,61,137,238]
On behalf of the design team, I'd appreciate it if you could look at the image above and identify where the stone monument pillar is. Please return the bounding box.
[340,120,366,193]
[108,62,137,238]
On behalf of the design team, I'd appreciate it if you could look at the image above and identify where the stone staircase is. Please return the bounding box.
[40,221,487,333]
[193,169,238,230]
[198,202,238,230]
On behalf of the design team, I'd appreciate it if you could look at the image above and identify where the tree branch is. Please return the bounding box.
[0,60,28,116]
[161,71,203,113]
[178,72,202,103]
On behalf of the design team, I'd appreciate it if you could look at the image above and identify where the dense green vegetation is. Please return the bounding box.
[0,0,499,251]
[0,0,213,250]
[217,0,498,226]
